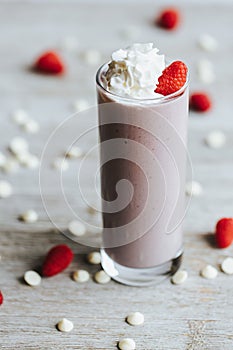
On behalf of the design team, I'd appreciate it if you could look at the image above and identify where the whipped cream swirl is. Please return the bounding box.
[103,43,165,99]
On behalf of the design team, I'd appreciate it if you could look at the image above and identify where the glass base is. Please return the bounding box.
[101,248,183,287]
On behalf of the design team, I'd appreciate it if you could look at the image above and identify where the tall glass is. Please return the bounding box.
[96,63,189,286]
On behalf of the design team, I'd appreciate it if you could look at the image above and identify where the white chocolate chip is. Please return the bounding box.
[185,181,203,197]
[52,157,69,171]
[201,265,218,279]
[87,251,101,265]
[9,137,29,156]
[30,155,40,169]
[15,152,29,165]
[197,59,215,84]
[126,312,144,326]
[221,257,233,275]
[24,270,41,286]
[73,269,90,283]
[82,49,101,66]
[68,220,86,236]
[22,120,40,134]
[198,34,218,52]
[171,270,188,285]
[16,153,39,169]
[24,154,39,169]
[19,210,38,223]
[94,270,111,284]
[57,318,74,332]
[11,109,30,125]
[72,99,90,112]
[204,131,226,149]
[66,146,83,159]
[0,181,13,198]
[118,338,136,350]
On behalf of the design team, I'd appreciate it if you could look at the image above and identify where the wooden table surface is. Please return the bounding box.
[0,1,233,349]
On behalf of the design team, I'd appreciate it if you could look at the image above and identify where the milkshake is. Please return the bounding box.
[96,43,189,286]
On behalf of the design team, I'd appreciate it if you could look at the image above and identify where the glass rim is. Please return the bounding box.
[96,61,189,105]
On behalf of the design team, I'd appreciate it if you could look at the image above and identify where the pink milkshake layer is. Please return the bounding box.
[97,43,189,270]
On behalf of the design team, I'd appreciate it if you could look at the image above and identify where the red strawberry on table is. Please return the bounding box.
[42,244,74,277]
[190,92,212,112]
[155,61,188,96]
[34,51,64,75]
[215,218,233,249]
[0,291,3,306]
[157,8,180,30]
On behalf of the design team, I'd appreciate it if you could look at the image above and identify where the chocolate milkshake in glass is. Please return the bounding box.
[96,43,189,286]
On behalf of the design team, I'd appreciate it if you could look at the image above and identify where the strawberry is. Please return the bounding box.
[42,244,73,277]
[0,291,3,305]
[34,51,64,74]
[190,92,212,112]
[157,8,180,30]
[155,61,187,96]
[215,218,233,249]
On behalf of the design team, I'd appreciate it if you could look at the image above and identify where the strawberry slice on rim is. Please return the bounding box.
[155,60,188,96]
